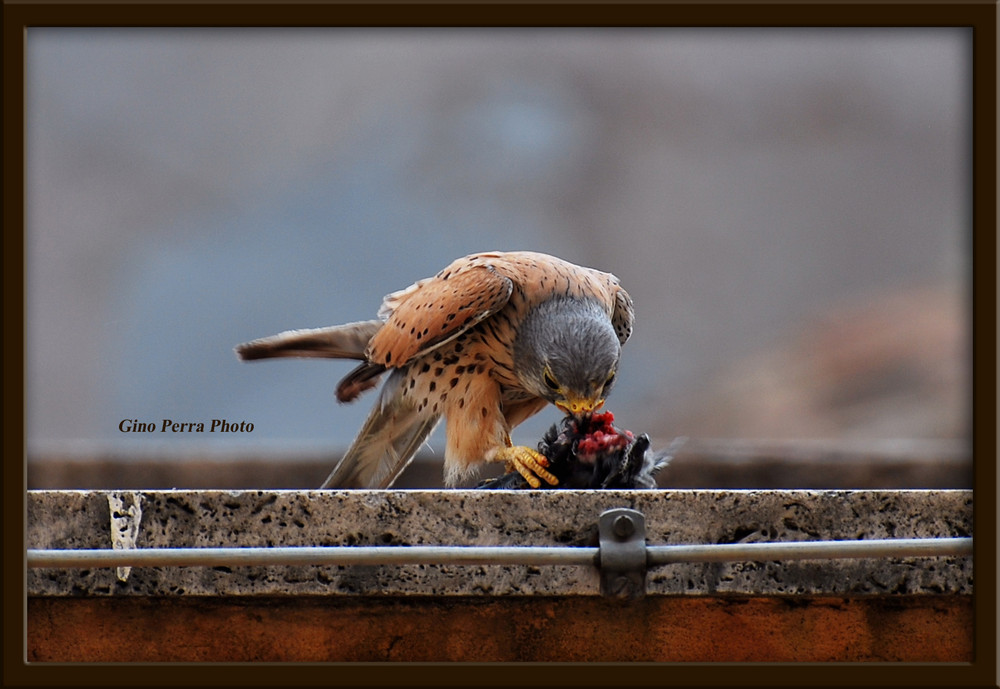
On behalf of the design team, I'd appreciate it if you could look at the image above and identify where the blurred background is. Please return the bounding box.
[25,28,971,488]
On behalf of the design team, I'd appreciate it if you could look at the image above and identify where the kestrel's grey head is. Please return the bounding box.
[512,297,622,416]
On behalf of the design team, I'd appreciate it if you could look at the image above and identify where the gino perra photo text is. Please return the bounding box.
[119,419,255,433]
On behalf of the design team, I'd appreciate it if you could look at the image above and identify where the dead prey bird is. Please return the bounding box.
[478,411,682,489]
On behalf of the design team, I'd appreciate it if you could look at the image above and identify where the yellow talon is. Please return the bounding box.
[496,445,559,488]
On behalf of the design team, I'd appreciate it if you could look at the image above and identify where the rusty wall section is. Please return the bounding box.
[28,595,972,663]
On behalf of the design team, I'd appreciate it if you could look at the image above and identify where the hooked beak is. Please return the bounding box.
[555,395,605,417]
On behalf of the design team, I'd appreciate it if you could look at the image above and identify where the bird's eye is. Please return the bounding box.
[603,371,616,390]
[543,370,559,391]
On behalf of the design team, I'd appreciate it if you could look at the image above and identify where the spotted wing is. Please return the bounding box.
[366,262,513,367]
[611,284,635,345]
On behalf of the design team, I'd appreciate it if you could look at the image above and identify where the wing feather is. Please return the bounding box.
[320,370,442,488]
[367,263,513,367]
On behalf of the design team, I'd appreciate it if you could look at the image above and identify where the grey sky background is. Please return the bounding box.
[25,28,970,462]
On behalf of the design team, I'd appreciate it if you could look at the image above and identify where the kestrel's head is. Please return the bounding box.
[513,297,623,417]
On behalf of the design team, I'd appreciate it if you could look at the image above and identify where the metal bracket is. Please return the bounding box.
[598,507,647,600]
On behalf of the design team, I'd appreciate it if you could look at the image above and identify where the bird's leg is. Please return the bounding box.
[493,442,559,488]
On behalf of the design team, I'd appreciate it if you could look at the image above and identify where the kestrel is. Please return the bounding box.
[236,250,634,489]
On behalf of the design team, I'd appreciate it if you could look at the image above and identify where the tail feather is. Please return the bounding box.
[336,361,388,403]
[238,322,439,488]
[321,371,441,489]
[235,321,382,361]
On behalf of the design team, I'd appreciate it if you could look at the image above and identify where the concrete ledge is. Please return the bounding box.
[28,489,973,597]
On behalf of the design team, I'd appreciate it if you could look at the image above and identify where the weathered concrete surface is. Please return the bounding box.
[27,489,973,597]
[27,595,972,663]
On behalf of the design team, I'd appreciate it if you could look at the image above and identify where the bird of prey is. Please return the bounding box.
[235,250,634,489]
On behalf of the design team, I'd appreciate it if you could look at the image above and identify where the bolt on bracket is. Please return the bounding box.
[598,507,647,600]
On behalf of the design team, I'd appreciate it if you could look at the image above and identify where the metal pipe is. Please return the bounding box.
[26,537,971,570]
[27,545,599,569]
[646,537,973,565]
